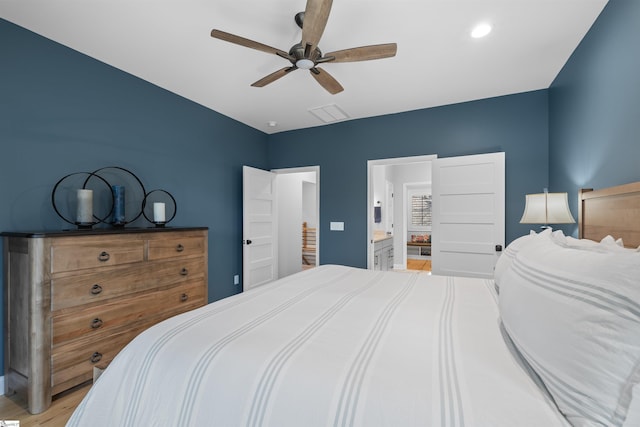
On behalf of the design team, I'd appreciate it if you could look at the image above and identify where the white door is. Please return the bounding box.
[431,152,505,278]
[243,166,278,290]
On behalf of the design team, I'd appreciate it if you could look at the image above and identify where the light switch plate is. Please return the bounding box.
[330,221,345,231]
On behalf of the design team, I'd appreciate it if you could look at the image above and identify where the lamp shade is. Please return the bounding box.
[520,192,575,225]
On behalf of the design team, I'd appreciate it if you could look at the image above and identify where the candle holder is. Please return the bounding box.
[51,172,114,229]
[111,185,126,227]
[84,166,146,227]
[142,189,177,227]
[52,167,177,231]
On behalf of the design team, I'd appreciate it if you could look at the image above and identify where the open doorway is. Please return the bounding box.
[404,183,433,272]
[273,166,319,278]
[367,155,436,271]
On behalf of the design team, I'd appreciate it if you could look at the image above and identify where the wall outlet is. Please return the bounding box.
[234,274,240,285]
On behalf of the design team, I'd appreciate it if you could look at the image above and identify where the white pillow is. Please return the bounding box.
[498,235,640,427]
[557,233,639,253]
[494,229,549,292]
[597,235,640,253]
[555,234,599,249]
[599,235,625,247]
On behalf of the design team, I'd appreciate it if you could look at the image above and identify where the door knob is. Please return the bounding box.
[245,239,252,245]
[495,244,503,252]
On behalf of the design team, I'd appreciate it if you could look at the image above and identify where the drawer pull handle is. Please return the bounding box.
[90,352,103,364]
[180,268,188,276]
[176,244,185,252]
[98,251,110,262]
[91,318,103,329]
[180,293,189,302]
[91,284,103,295]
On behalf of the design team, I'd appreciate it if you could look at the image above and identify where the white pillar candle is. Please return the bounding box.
[77,189,93,223]
[153,202,166,222]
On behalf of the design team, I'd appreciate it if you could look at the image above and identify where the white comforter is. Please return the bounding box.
[67,265,569,427]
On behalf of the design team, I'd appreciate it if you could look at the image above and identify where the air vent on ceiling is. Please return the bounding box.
[308,104,349,124]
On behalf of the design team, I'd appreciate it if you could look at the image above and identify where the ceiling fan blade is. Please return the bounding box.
[310,67,343,94]
[301,0,333,52]
[251,67,297,87]
[211,29,290,57]
[323,43,397,63]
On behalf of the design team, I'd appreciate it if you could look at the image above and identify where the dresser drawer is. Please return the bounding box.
[52,279,207,344]
[148,235,206,261]
[51,258,206,311]
[51,283,206,394]
[51,239,144,273]
[51,327,143,395]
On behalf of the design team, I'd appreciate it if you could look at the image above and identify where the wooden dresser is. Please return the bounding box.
[2,227,208,414]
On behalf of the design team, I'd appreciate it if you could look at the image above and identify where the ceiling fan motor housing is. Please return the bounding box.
[289,43,322,64]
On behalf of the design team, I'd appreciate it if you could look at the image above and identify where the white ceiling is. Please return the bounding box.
[1,0,609,134]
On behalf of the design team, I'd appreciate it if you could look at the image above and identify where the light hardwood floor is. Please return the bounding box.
[406,258,432,272]
[0,385,89,427]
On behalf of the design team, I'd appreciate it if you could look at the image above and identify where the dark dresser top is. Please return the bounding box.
[1,226,208,238]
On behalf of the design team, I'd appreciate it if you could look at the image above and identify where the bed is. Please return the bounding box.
[67,183,640,427]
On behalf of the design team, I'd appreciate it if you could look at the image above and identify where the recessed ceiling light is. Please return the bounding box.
[267,121,277,127]
[471,23,492,39]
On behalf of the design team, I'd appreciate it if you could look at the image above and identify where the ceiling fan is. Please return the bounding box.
[210,0,397,94]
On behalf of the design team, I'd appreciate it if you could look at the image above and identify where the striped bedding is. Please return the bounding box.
[498,231,640,427]
[67,265,569,427]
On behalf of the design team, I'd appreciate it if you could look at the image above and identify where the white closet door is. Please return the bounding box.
[431,152,505,278]
[243,166,278,290]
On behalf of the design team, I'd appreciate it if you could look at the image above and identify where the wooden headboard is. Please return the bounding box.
[579,181,640,248]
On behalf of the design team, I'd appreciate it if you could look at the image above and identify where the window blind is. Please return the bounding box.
[411,194,432,227]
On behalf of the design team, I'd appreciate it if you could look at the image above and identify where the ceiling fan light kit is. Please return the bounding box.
[296,58,315,70]
[210,0,397,94]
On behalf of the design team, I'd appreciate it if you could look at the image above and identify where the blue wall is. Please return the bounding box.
[267,91,550,268]
[549,0,640,236]
[1,19,268,370]
[2,0,637,379]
